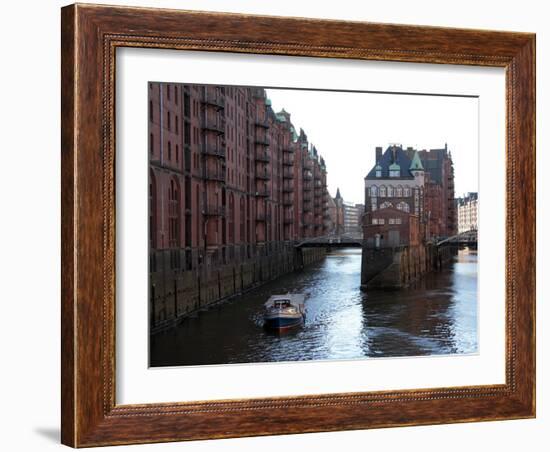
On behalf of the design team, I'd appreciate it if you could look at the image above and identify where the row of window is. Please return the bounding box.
[371,218,403,225]
[375,169,401,178]
[148,86,196,125]
[372,201,411,213]
[149,132,180,164]
[165,84,178,104]
[369,185,413,198]
[150,173,300,249]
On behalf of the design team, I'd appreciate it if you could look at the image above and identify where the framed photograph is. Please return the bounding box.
[61,3,535,447]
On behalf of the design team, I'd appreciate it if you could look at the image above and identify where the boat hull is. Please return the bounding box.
[264,315,303,330]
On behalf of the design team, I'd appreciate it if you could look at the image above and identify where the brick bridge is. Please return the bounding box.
[295,229,477,250]
[295,230,477,290]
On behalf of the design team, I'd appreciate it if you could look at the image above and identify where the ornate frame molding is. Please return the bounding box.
[61,4,535,447]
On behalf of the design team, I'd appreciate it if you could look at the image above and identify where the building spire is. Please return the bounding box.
[335,188,342,199]
[409,150,424,171]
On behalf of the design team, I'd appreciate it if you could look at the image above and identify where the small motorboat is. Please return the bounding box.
[263,294,306,330]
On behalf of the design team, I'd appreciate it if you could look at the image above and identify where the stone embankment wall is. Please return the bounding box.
[361,244,454,290]
[151,246,325,333]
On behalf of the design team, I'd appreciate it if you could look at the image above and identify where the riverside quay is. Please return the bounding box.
[149,83,332,332]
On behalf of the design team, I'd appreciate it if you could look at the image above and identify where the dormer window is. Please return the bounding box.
[389,162,400,177]
[375,164,382,178]
[389,163,401,177]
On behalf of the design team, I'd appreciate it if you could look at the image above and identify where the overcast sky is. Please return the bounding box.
[266,88,478,205]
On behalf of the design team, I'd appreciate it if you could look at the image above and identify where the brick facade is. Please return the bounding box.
[363,207,420,247]
[148,83,331,326]
[409,146,457,238]
[363,144,456,248]
[149,83,331,267]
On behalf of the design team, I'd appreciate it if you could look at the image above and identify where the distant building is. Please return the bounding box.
[362,144,456,248]
[343,202,365,234]
[329,188,345,234]
[325,195,337,233]
[456,192,478,233]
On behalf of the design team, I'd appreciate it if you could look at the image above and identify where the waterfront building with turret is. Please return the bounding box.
[362,144,456,248]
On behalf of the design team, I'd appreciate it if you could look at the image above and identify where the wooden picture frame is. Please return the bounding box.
[61,3,535,447]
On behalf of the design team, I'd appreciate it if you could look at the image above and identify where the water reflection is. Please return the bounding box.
[150,248,478,367]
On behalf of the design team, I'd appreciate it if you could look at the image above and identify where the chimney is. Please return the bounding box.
[375,146,382,162]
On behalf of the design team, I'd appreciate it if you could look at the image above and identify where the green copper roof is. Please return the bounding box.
[265,98,272,107]
[389,162,400,170]
[409,151,424,170]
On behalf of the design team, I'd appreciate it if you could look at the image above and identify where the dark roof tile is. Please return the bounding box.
[366,145,415,180]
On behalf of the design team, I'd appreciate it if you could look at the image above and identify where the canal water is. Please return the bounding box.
[150,248,478,367]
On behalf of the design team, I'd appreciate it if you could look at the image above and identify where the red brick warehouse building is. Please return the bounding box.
[148,83,331,328]
[362,144,456,248]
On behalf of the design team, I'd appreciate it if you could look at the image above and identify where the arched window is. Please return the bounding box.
[228,192,235,243]
[370,186,378,197]
[379,186,387,197]
[404,187,411,197]
[380,201,393,209]
[397,201,410,213]
[168,178,180,248]
[149,170,157,249]
[396,186,403,197]
[387,186,394,197]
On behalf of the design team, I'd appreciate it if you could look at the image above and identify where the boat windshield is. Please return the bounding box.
[272,300,291,308]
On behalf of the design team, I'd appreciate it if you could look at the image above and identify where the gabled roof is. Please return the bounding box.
[366,145,415,180]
